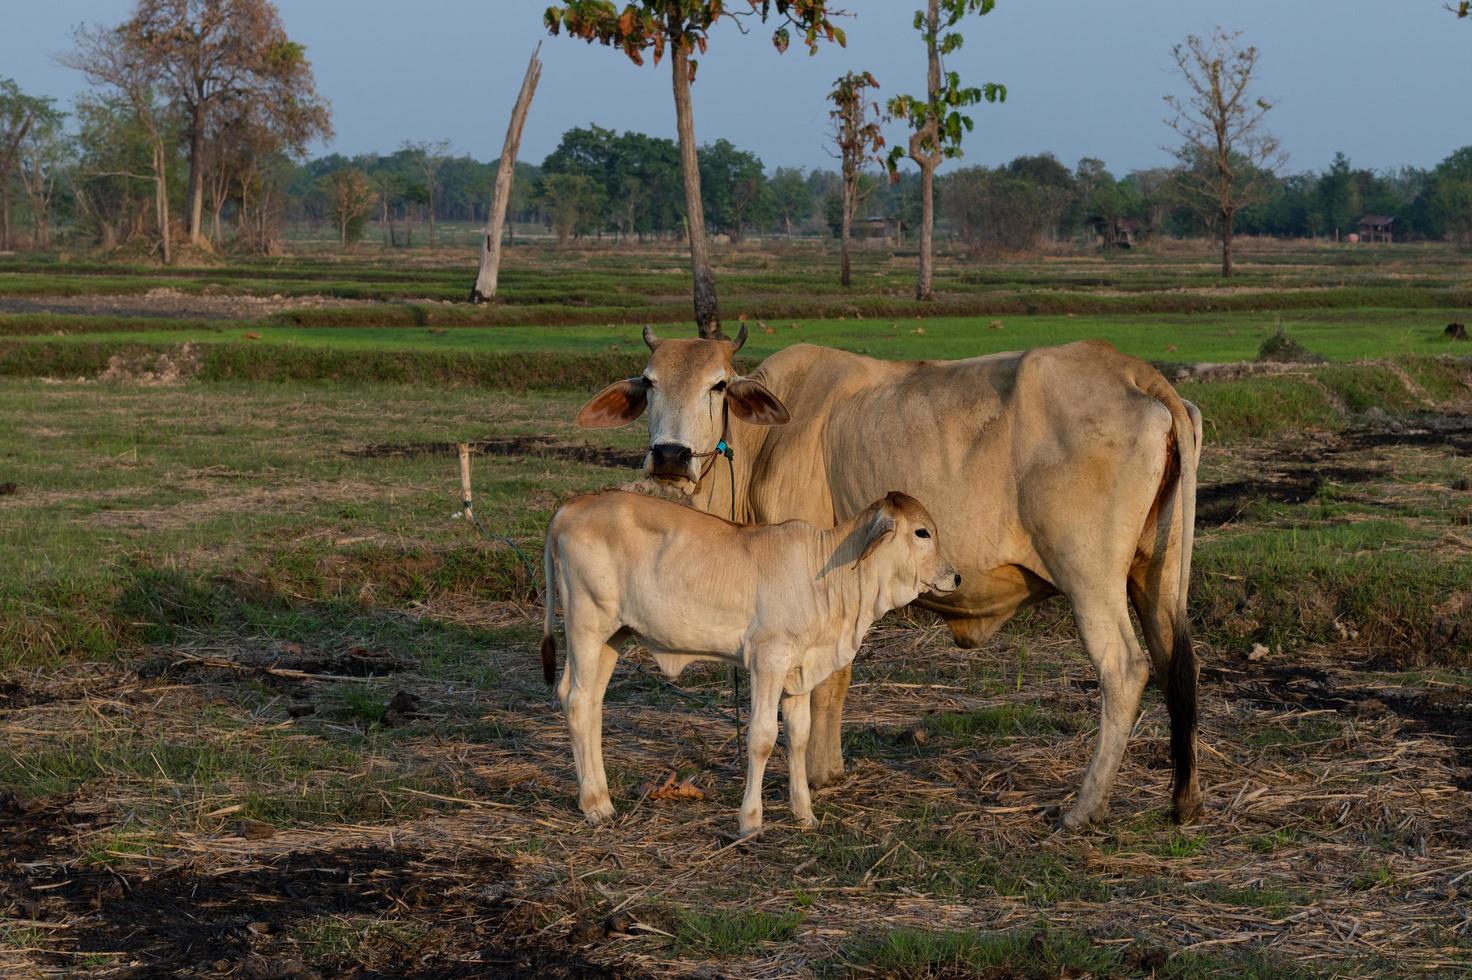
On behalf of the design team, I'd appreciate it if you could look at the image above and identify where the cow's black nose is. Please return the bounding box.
[650,443,693,472]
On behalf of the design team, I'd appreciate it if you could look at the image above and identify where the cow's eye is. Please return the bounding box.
[915,528,931,539]
[712,380,727,393]
[642,376,655,389]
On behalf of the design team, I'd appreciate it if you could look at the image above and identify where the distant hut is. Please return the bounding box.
[1089,215,1142,250]
[856,215,904,245]
[1356,214,1395,244]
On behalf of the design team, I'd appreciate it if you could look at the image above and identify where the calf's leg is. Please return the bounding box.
[739,663,788,836]
[781,690,815,828]
[805,665,850,789]
[564,629,620,824]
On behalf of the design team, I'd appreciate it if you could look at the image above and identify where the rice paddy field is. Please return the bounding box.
[1,238,1470,978]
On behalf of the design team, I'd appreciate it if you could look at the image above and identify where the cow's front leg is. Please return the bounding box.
[781,689,815,828]
[739,663,787,837]
[805,665,850,789]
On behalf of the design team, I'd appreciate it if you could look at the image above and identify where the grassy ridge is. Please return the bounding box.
[6,307,1471,363]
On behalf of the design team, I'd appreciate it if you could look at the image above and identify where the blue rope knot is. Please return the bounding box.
[717,440,733,460]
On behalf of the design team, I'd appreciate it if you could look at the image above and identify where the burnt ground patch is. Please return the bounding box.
[1342,413,1472,454]
[1206,661,1472,787]
[347,436,642,471]
[1196,411,1472,526]
[4,836,616,979]
[0,680,56,710]
[1197,463,1384,526]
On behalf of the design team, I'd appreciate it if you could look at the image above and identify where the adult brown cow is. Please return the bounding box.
[576,325,1202,828]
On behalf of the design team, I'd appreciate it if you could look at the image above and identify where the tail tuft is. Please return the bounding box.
[1167,625,1201,823]
[541,634,557,686]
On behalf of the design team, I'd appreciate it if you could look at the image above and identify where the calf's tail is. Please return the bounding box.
[541,531,558,686]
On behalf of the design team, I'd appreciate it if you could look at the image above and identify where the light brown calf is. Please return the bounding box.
[541,490,959,836]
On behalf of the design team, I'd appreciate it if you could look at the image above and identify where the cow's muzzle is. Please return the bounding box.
[648,443,695,482]
[928,571,962,596]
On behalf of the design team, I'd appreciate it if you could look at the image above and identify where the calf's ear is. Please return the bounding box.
[576,379,648,428]
[858,508,896,563]
[727,378,790,426]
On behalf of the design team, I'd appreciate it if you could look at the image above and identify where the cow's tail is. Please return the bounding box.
[541,530,558,687]
[1145,373,1201,823]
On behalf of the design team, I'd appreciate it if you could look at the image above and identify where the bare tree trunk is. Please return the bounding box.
[671,42,719,337]
[0,183,10,251]
[153,139,171,265]
[1221,209,1234,277]
[187,103,205,246]
[917,160,938,299]
[472,45,542,304]
[840,189,854,288]
[915,0,942,301]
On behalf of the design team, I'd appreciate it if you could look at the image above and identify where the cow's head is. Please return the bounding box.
[575,324,789,491]
[854,491,961,601]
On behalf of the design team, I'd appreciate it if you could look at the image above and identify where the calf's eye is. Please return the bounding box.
[915,528,931,539]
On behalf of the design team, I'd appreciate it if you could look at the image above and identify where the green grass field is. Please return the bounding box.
[2,239,1470,977]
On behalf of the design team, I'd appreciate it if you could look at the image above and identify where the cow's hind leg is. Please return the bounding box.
[1063,591,1150,829]
[782,690,815,828]
[739,661,788,836]
[805,666,849,789]
[564,627,620,824]
[1130,571,1202,824]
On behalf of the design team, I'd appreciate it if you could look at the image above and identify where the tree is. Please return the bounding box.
[1165,28,1286,277]
[0,78,63,250]
[18,115,70,250]
[698,139,767,242]
[321,167,375,245]
[545,1,848,337]
[828,71,887,286]
[538,172,605,243]
[122,0,331,247]
[63,24,177,263]
[1316,151,1358,239]
[1429,146,1472,246]
[768,166,813,236]
[887,0,1006,301]
[943,166,1070,253]
[402,139,452,246]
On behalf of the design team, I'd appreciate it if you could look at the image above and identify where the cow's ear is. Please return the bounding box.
[727,378,790,426]
[576,379,648,428]
[857,508,896,563]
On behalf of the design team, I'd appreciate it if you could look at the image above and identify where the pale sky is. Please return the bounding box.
[3,1,1468,176]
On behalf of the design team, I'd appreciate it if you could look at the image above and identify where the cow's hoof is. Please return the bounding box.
[808,765,845,791]
[1171,792,1203,826]
[792,812,816,830]
[1061,805,1101,831]
[582,799,616,825]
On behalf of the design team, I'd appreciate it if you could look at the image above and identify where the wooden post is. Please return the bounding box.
[458,443,474,522]
[470,45,543,304]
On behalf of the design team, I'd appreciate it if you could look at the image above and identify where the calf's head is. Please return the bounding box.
[853,492,961,604]
[575,324,789,491]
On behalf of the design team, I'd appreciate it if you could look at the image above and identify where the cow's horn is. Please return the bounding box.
[643,324,660,350]
[731,322,747,352]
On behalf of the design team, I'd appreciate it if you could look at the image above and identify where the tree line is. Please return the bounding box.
[1,0,1469,280]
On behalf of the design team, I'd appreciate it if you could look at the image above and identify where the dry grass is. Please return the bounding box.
[2,612,1468,977]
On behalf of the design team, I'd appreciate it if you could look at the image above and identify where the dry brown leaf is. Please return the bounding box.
[638,770,704,802]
